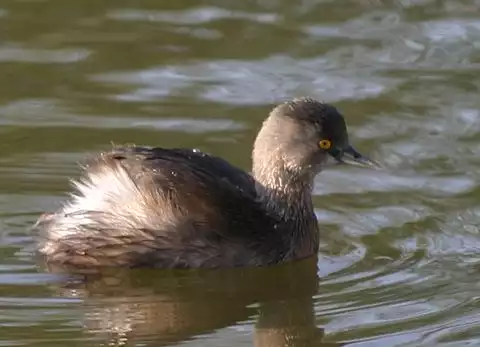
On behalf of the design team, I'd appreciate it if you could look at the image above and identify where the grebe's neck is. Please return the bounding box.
[253,161,315,223]
[252,155,319,260]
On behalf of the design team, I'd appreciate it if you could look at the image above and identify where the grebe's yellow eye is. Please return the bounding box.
[319,139,331,150]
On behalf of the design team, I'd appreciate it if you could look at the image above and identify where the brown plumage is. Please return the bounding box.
[35,97,378,269]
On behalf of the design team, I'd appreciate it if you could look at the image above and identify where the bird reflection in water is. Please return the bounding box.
[46,257,343,347]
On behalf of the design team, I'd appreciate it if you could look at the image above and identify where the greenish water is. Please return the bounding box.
[1,0,480,346]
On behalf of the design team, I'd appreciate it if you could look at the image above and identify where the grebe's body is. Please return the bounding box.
[35,98,377,269]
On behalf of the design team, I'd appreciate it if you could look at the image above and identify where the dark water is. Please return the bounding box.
[1,0,480,346]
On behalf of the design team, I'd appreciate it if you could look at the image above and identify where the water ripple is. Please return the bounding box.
[0,99,244,132]
[108,7,280,25]
[316,169,476,196]
[0,45,90,64]
[93,56,400,104]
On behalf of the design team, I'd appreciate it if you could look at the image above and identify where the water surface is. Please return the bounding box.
[1,0,480,346]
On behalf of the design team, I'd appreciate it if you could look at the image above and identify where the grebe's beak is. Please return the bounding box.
[335,145,381,169]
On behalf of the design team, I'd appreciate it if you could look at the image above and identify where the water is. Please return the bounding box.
[0,0,480,345]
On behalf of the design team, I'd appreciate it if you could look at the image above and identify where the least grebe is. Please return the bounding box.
[35,97,378,269]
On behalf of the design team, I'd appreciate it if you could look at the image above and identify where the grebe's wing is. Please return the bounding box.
[37,146,279,268]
